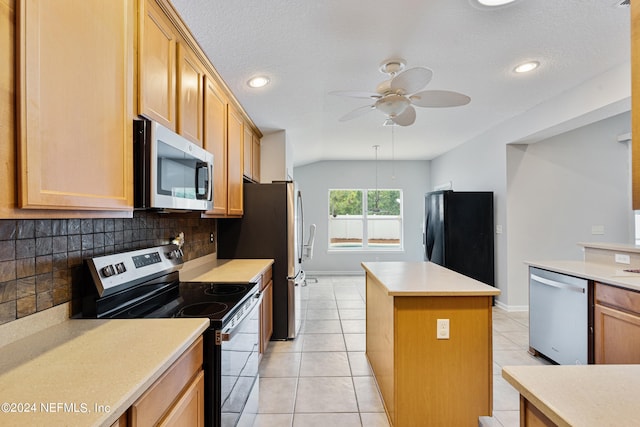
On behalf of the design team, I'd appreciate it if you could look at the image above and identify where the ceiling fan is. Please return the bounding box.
[331,58,471,126]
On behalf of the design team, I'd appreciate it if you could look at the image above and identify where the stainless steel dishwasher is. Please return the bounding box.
[529,267,590,365]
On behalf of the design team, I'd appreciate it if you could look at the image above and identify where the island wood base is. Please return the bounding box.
[365,270,495,427]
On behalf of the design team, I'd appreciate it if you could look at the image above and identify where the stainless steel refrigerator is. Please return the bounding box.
[217,181,304,340]
[424,190,494,287]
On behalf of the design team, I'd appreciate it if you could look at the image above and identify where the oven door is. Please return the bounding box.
[219,293,262,427]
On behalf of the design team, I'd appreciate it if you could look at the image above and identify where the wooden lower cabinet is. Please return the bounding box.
[520,396,557,427]
[129,336,204,427]
[158,371,205,427]
[365,273,493,426]
[110,413,128,427]
[594,282,640,364]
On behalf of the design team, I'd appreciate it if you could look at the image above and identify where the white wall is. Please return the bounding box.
[506,111,632,308]
[293,160,430,274]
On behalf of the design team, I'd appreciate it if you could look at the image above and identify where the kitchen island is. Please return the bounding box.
[362,261,500,427]
[502,364,640,426]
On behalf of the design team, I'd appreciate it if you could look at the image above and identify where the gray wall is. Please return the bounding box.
[506,111,632,308]
[432,111,632,309]
[293,160,430,274]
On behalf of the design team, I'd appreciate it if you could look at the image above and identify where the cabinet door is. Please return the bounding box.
[138,0,176,130]
[227,106,244,216]
[252,135,261,183]
[18,0,134,210]
[243,126,253,180]
[158,370,205,427]
[203,75,228,216]
[177,42,204,146]
[594,303,640,364]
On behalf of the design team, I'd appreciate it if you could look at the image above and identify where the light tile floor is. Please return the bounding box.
[238,275,549,427]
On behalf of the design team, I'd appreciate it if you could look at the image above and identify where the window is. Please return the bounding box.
[328,189,403,250]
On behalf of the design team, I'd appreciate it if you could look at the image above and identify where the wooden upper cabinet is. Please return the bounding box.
[177,42,204,146]
[227,106,244,216]
[252,134,261,183]
[243,126,261,183]
[203,75,228,216]
[243,126,253,181]
[632,0,639,208]
[17,0,134,210]
[138,0,177,130]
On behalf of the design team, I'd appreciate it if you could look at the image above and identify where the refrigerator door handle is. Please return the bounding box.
[425,210,434,260]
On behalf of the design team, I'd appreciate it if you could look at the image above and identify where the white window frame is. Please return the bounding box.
[328,188,404,252]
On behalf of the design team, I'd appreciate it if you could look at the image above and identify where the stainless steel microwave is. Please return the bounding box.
[134,119,213,211]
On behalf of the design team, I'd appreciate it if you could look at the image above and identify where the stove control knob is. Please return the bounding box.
[101,265,116,278]
[115,262,127,274]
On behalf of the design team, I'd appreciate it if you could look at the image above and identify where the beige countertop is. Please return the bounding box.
[526,259,640,292]
[180,255,274,283]
[361,261,500,296]
[0,318,209,427]
[578,241,640,254]
[502,364,640,427]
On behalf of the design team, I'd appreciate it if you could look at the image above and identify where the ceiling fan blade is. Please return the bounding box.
[339,105,375,122]
[391,105,416,126]
[409,90,471,108]
[390,67,433,95]
[329,90,381,99]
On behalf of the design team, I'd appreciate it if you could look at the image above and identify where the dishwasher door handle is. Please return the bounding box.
[530,273,585,293]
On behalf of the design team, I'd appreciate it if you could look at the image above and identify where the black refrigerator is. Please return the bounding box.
[217,181,304,340]
[424,190,494,287]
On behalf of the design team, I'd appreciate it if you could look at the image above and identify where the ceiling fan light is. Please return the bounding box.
[514,61,540,73]
[247,75,270,88]
[375,94,410,116]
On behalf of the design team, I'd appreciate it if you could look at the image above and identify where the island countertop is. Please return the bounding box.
[502,364,640,427]
[0,318,209,427]
[361,261,500,296]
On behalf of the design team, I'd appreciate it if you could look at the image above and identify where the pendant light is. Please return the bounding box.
[372,145,381,213]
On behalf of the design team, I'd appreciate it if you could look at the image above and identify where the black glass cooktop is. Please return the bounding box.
[106,281,258,327]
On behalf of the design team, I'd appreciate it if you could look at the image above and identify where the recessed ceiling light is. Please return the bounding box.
[477,0,516,5]
[514,61,540,73]
[470,0,519,9]
[247,76,270,88]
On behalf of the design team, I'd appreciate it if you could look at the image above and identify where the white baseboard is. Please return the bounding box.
[494,300,529,312]
[303,271,365,277]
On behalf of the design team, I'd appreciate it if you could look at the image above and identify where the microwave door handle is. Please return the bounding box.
[207,162,213,201]
[195,161,208,200]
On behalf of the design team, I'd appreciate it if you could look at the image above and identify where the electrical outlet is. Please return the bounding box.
[615,253,631,264]
[210,232,215,243]
[437,319,450,340]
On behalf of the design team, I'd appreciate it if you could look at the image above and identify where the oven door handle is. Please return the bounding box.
[217,292,263,344]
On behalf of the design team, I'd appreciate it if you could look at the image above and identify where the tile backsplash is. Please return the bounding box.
[0,211,216,325]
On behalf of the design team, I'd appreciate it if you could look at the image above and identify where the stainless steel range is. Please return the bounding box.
[81,244,261,427]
